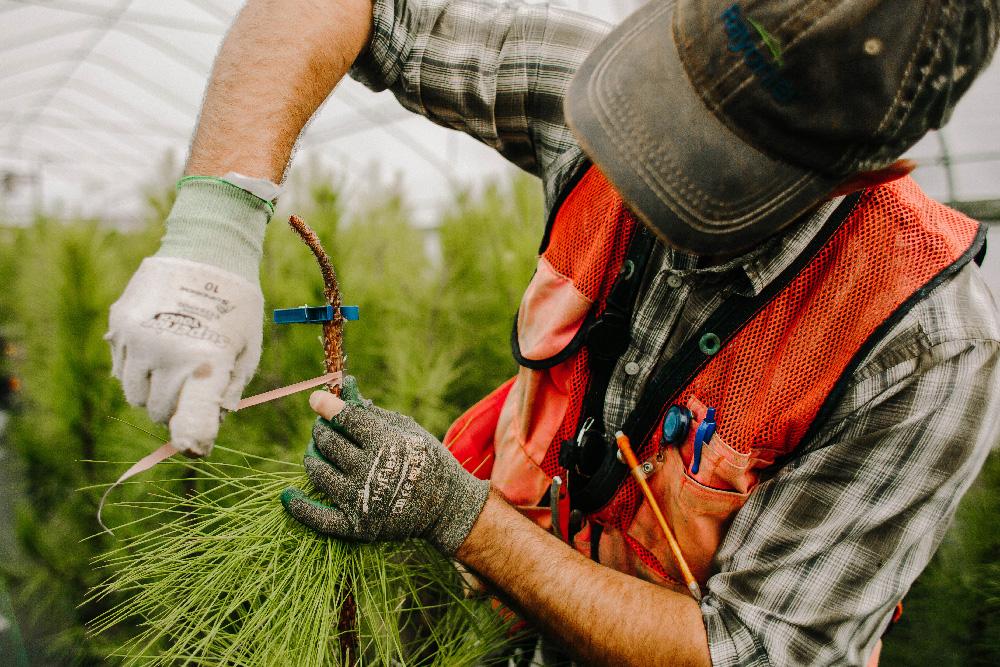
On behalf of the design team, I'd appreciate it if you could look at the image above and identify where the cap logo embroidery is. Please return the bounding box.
[720,4,798,105]
[746,17,784,66]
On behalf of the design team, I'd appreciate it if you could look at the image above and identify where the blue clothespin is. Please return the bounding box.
[692,407,716,475]
[273,305,360,324]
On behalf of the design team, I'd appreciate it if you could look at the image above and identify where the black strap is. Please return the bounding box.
[558,226,656,477]
[590,521,604,562]
[568,192,864,514]
[582,226,657,416]
[974,234,987,267]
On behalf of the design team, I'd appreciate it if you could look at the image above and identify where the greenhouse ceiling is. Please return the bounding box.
[1,0,997,225]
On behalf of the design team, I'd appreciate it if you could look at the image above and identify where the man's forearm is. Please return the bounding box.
[186,0,373,182]
[456,489,713,667]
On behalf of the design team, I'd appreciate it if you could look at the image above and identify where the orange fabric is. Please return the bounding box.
[867,640,882,667]
[542,167,636,303]
[533,168,638,482]
[607,397,757,586]
[445,167,978,612]
[444,376,515,480]
[484,167,639,505]
[490,362,570,504]
[597,178,980,587]
[516,256,593,361]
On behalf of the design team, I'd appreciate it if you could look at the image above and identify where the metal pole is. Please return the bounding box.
[937,130,957,206]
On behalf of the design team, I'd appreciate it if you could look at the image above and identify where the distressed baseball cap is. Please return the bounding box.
[565,0,999,254]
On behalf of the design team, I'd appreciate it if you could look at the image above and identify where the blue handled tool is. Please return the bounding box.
[692,407,716,475]
[273,305,359,324]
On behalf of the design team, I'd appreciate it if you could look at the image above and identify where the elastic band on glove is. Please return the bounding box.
[155,177,272,285]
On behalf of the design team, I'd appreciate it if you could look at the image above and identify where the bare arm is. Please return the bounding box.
[185,0,374,181]
[457,490,712,667]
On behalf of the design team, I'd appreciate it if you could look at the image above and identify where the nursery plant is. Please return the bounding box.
[83,175,546,665]
[87,445,514,666]
[3,168,999,664]
[85,209,514,665]
[0,169,544,665]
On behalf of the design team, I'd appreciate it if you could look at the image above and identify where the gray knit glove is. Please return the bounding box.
[281,383,490,556]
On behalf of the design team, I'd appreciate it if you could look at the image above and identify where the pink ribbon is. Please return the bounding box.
[98,371,342,535]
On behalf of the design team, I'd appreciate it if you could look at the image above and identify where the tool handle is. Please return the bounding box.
[615,431,702,601]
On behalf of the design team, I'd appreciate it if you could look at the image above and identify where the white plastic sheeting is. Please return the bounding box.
[0,0,996,225]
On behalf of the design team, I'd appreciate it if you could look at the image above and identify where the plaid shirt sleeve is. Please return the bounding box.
[349,0,607,208]
[701,263,1000,667]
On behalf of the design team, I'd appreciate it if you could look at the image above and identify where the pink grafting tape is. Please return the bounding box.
[98,371,342,535]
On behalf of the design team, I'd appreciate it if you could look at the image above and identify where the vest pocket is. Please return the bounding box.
[678,396,760,493]
[622,397,761,586]
[625,446,752,585]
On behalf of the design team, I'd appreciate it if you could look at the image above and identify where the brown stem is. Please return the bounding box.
[288,215,360,667]
[287,215,357,664]
[287,215,345,396]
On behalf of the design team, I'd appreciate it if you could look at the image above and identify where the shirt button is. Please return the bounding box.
[624,361,640,376]
[667,274,683,288]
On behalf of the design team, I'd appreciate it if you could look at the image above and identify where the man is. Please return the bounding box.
[105,0,1000,664]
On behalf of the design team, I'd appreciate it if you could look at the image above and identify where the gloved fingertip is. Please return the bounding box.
[173,436,212,459]
[341,375,362,403]
[281,487,335,514]
[305,437,324,460]
[310,390,346,420]
[280,487,307,511]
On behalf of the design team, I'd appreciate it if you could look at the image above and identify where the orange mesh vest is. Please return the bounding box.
[445,164,984,586]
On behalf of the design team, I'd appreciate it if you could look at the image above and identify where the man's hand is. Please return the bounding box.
[106,257,263,456]
[281,381,490,555]
[106,176,270,456]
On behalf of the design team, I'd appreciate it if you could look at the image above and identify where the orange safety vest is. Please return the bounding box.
[444,164,982,637]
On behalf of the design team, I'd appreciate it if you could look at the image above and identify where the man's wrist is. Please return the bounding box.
[454,488,514,565]
[434,475,491,556]
[154,177,272,285]
[221,172,283,202]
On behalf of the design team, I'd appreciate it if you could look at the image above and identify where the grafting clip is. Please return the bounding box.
[273,305,360,324]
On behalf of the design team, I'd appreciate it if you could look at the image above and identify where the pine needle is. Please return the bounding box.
[88,449,515,665]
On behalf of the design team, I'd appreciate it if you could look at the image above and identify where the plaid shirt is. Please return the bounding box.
[350,1,1000,665]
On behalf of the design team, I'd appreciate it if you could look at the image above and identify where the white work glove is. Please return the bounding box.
[106,257,263,456]
[106,176,274,456]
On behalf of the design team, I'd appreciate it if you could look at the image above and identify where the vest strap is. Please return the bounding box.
[569,192,863,514]
[559,226,656,478]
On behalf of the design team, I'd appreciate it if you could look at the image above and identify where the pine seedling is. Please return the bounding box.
[88,450,513,666]
[287,213,358,659]
[89,216,516,665]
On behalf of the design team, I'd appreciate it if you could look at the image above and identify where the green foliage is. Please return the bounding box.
[437,179,543,412]
[0,171,544,665]
[881,447,1000,665]
[88,450,512,667]
[0,217,161,665]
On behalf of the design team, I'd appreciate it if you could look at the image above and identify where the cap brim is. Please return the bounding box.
[565,0,840,255]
